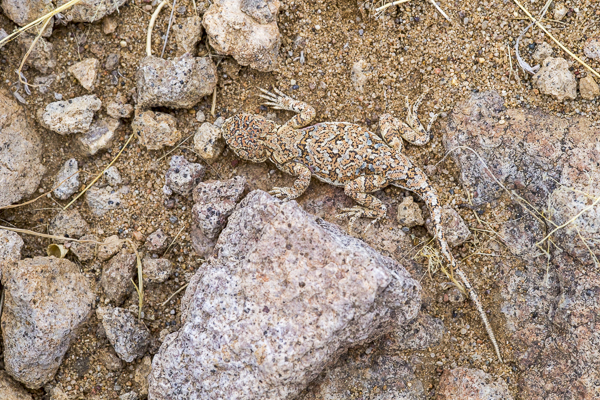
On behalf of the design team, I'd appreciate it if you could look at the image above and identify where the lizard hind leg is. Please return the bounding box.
[258,88,316,129]
[336,175,388,234]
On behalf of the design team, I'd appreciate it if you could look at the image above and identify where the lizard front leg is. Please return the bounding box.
[336,175,388,232]
[269,161,312,200]
[259,88,316,129]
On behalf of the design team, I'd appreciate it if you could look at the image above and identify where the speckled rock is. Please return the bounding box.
[145,229,170,254]
[532,57,577,101]
[301,354,426,400]
[148,190,421,400]
[38,95,102,135]
[105,53,120,71]
[193,122,225,161]
[136,54,216,109]
[0,230,23,280]
[69,234,98,262]
[133,110,181,151]
[101,249,137,304]
[79,117,121,155]
[48,209,89,239]
[98,347,123,372]
[68,58,99,91]
[1,257,94,389]
[174,16,203,55]
[0,370,33,400]
[386,313,445,351]
[97,306,150,363]
[191,175,246,239]
[425,206,471,247]
[584,36,600,60]
[17,33,56,73]
[134,356,152,397]
[203,0,281,71]
[103,166,122,186]
[351,59,369,92]
[1,0,53,36]
[436,368,513,400]
[106,93,134,119]
[445,91,600,399]
[397,195,424,227]
[0,90,45,207]
[531,41,553,63]
[56,0,128,22]
[53,158,80,200]
[86,185,124,216]
[163,156,205,196]
[190,226,218,258]
[579,75,599,100]
[142,257,173,284]
[119,391,139,400]
[98,235,124,261]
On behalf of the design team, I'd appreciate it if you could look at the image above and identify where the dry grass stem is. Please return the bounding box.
[161,0,177,58]
[161,283,189,307]
[126,239,144,320]
[147,0,169,57]
[0,170,80,210]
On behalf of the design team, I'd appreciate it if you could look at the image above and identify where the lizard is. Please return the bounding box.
[221,88,503,363]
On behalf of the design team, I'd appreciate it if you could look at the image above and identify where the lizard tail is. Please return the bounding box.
[415,186,503,363]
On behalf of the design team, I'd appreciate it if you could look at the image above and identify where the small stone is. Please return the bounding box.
[106,93,133,119]
[98,235,124,261]
[119,392,139,400]
[531,42,553,63]
[145,229,170,254]
[425,206,471,247]
[134,356,152,397]
[17,33,56,73]
[120,40,127,48]
[584,36,600,60]
[48,209,89,240]
[533,57,577,101]
[164,156,205,196]
[397,196,425,227]
[68,58,99,91]
[437,367,513,400]
[1,0,54,37]
[103,16,118,34]
[190,226,218,258]
[133,111,182,151]
[98,346,123,371]
[579,75,599,100]
[142,257,173,284]
[70,234,98,262]
[447,287,465,303]
[554,3,568,20]
[193,122,225,161]
[195,110,206,122]
[136,54,217,109]
[0,229,23,285]
[103,166,122,186]
[38,95,102,135]
[86,185,123,216]
[58,0,128,22]
[132,231,144,242]
[101,249,137,304]
[96,306,150,362]
[0,369,33,399]
[53,158,80,200]
[105,53,120,71]
[351,59,369,92]
[173,16,203,55]
[47,385,68,400]
[1,257,94,389]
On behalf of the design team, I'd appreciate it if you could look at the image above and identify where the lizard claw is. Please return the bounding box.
[269,187,293,200]
[335,207,367,234]
[258,88,295,112]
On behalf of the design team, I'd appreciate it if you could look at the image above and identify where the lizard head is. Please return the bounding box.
[221,114,277,163]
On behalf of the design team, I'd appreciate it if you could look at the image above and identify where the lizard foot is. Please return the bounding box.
[335,206,368,234]
[258,88,295,112]
[269,186,295,201]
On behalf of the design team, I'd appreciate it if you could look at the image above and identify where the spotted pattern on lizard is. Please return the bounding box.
[221,88,502,362]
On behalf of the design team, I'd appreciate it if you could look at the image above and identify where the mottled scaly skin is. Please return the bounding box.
[221,89,502,362]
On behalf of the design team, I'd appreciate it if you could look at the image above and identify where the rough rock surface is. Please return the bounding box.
[579,75,599,100]
[444,91,600,399]
[425,206,471,247]
[397,195,424,227]
[56,0,128,22]
[436,368,513,400]
[69,234,98,262]
[96,306,150,363]
[386,313,445,351]
[1,0,54,36]
[103,166,122,186]
[68,58,99,91]
[191,175,246,238]
[145,229,170,254]
[0,229,23,280]
[133,111,181,151]
[531,41,553,63]
[38,95,102,135]
[48,209,89,239]
[532,57,577,101]
[148,190,421,400]
[0,370,33,400]
[17,33,56,73]
[53,158,80,200]
[86,185,123,216]
[98,235,124,261]
[203,0,281,71]
[136,54,216,109]
[193,122,225,161]
[584,36,600,60]
[301,354,426,400]
[0,90,45,207]
[78,117,120,155]
[1,257,94,389]
[106,93,134,119]
[173,16,203,55]
[164,156,205,196]
[142,257,173,284]
[100,249,137,304]
[134,356,152,397]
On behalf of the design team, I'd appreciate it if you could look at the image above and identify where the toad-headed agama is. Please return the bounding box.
[221,88,502,362]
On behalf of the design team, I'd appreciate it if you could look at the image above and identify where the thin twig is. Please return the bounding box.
[0,170,80,210]
[127,239,144,320]
[0,225,103,244]
[147,0,169,57]
[160,0,177,58]
[161,283,189,306]
[164,226,185,256]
